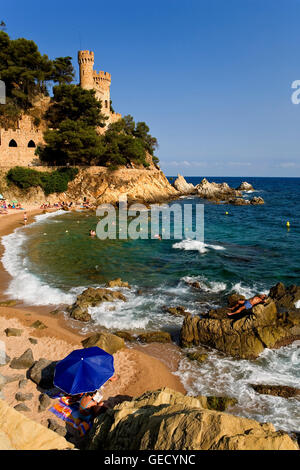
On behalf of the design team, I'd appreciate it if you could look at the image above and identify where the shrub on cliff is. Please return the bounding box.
[7,166,78,195]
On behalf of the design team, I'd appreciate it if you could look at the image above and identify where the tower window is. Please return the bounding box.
[9,139,17,147]
[105,100,108,108]
[28,140,36,148]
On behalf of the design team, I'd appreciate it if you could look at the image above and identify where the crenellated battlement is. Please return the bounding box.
[78,50,94,64]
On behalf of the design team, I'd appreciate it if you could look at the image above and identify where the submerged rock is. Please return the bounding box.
[113,331,136,342]
[137,331,172,343]
[186,352,208,363]
[251,196,264,205]
[106,278,131,289]
[251,384,300,398]
[82,332,125,355]
[68,287,127,322]
[87,388,298,450]
[180,292,300,359]
[163,306,190,318]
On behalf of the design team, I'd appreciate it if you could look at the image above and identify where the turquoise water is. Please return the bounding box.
[2,176,300,431]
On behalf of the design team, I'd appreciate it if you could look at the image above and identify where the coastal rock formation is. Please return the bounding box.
[163,305,190,318]
[82,332,125,355]
[172,174,196,194]
[87,388,298,450]
[236,182,254,191]
[68,287,127,322]
[136,331,172,343]
[195,178,241,201]
[106,278,131,289]
[250,384,300,398]
[0,399,73,450]
[251,196,264,205]
[180,294,300,359]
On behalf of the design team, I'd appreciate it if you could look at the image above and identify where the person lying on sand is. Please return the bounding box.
[78,374,119,418]
[227,294,267,316]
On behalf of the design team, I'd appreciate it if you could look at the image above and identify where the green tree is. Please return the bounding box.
[50,56,75,85]
[45,84,107,128]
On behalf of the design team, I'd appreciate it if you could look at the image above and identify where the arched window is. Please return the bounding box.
[28,140,36,148]
[9,139,17,147]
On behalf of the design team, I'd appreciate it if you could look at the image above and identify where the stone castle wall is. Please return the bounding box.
[0,115,44,167]
[0,50,122,167]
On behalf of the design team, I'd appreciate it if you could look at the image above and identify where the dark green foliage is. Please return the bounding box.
[45,84,107,128]
[0,30,75,123]
[37,120,105,166]
[7,166,79,195]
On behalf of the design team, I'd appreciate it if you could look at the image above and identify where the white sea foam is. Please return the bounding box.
[175,343,300,432]
[1,210,76,306]
[295,300,300,309]
[173,239,225,254]
[230,282,269,299]
[182,276,227,293]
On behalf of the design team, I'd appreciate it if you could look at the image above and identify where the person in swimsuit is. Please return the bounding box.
[227,294,267,316]
[78,374,119,419]
[23,212,28,225]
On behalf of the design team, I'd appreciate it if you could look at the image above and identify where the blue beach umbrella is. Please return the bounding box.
[54,346,114,395]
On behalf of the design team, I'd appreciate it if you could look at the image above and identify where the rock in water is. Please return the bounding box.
[68,287,127,322]
[172,174,196,194]
[251,384,300,398]
[87,388,298,450]
[251,196,264,205]
[236,182,254,191]
[82,332,125,355]
[180,297,299,359]
[106,278,131,289]
[137,331,172,343]
[10,349,35,370]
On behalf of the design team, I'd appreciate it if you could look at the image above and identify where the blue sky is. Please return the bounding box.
[2,0,300,176]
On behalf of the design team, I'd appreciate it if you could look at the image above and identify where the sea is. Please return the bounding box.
[1,176,300,432]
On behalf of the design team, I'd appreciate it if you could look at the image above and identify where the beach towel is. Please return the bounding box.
[50,397,92,437]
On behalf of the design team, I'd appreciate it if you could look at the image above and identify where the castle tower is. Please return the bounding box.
[78,50,95,90]
[78,50,122,127]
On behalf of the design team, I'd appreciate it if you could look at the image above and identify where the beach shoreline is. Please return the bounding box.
[0,208,186,431]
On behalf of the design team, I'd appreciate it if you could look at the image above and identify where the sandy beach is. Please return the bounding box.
[0,208,185,432]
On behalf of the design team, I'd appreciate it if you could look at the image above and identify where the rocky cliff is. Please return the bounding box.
[0,398,73,450]
[0,166,178,207]
[87,388,298,450]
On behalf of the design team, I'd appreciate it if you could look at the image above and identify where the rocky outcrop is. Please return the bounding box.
[163,305,190,318]
[136,331,172,343]
[87,388,298,450]
[236,182,254,191]
[196,178,241,201]
[251,384,300,398]
[172,174,196,194]
[68,287,127,322]
[81,332,125,355]
[0,166,179,207]
[251,196,264,205]
[28,358,57,389]
[180,295,300,359]
[106,278,131,289]
[0,399,73,450]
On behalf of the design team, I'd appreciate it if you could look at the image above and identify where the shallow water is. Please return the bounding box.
[1,176,300,430]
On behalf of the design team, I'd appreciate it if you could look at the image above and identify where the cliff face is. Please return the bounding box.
[0,166,179,206]
[87,388,298,450]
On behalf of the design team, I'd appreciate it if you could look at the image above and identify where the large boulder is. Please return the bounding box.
[106,278,131,289]
[68,287,127,322]
[251,196,265,205]
[87,388,298,450]
[82,332,125,355]
[180,297,298,359]
[0,399,73,450]
[172,174,196,194]
[28,358,57,390]
[137,331,172,343]
[251,384,300,398]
